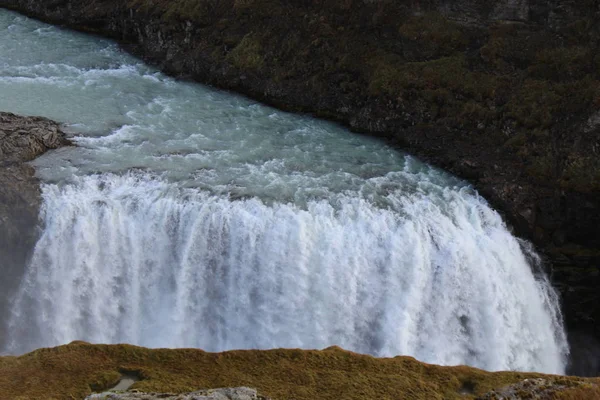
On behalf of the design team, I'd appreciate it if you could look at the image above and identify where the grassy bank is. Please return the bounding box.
[1,342,599,399]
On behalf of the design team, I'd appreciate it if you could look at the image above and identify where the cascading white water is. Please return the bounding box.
[8,173,567,373]
[0,10,568,373]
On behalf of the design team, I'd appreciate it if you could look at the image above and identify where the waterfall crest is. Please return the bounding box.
[6,173,568,373]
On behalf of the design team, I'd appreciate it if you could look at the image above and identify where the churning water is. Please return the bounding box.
[0,10,568,373]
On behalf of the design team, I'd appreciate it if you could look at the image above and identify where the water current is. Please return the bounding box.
[0,9,569,373]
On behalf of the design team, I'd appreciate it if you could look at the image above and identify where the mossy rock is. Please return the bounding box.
[226,33,265,71]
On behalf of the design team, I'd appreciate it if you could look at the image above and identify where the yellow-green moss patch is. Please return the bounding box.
[226,33,265,71]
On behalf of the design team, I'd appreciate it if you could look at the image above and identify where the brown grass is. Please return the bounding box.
[554,383,600,399]
[0,342,599,400]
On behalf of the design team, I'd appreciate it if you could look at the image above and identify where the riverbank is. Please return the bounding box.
[1,342,600,399]
[0,0,599,373]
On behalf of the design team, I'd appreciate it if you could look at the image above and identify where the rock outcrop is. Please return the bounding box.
[0,112,68,349]
[476,377,600,400]
[87,387,268,400]
[0,0,599,373]
[84,382,600,400]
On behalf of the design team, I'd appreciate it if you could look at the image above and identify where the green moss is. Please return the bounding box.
[89,370,121,392]
[560,155,600,192]
[369,55,471,98]
[368,56,407,97]
[529,47,591,81]
[562,17,598,45]
[226,33,265,71]
[506,77,598,129]
[398,13,468,59]
[502,131,527,149]
[506,80,560,128]
[368,53,500,130]
[131,0,245,26]
[526,155,555,180]
[480,24,549,71]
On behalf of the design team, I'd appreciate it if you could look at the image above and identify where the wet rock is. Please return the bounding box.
[0,112,68,349]
[0,113,63,163]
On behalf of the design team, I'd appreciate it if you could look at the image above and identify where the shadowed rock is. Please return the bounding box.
[0,112,69,350]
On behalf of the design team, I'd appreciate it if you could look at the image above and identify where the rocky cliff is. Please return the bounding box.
[0,112,68,350]
[0,0,599,373]
[1,342,600,400]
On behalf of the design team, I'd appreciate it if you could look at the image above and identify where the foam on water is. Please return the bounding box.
[0,10,568,373]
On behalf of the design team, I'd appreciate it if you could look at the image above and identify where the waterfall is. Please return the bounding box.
[5,173,568,373]
[0,8,568,375]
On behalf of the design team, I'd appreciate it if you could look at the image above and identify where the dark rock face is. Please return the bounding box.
[0,112,68,349]
[0,0,599,373]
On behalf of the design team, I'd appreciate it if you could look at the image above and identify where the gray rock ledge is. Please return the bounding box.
[86,387,269,400]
